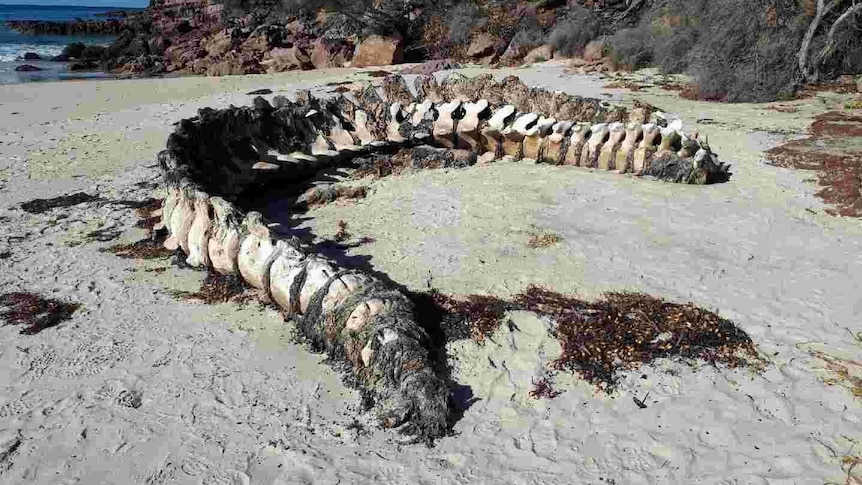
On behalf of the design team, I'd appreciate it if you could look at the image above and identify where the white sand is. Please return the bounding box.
[1,64,860,484]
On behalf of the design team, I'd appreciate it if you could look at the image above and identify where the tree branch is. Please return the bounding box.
[818,1,862,61]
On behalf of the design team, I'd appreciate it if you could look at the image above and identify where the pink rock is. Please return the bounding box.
[353,35,403,68]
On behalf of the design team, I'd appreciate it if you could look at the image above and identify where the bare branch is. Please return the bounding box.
[818,1,862,61]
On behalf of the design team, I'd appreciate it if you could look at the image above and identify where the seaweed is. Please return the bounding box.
[170,272,254,305]
[20,192,103,214]
[0,292,81,335]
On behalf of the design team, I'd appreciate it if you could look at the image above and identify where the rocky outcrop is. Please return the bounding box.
[261,46,312,73]
[353,35,403,68]
[14,65,42,72]
[6,19,124,36]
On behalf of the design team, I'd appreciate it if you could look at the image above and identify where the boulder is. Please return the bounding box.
[583,40,606,62]
[311,39,353,69]
[206,52,256,76]
[204,31,232,58]
[523,45,554,64]
[80,45,107,61]
[240,30,270,56]
[22,52,42,60]
[262,46,312,73]
[352,35,403,68]
[61,42,86,59]
[500,42,531,66]
[466,33,495,59]
[15,64,42,72]
[69,61,97,71]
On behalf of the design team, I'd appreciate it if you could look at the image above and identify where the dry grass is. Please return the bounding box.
[0,292,81,335]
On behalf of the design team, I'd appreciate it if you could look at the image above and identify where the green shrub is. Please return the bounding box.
[548,4,601,56]
[607,27,653,70]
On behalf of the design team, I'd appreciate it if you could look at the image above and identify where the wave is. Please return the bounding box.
[0,43,65,62]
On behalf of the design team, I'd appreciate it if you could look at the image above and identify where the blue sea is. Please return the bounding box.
[0,4,142,84]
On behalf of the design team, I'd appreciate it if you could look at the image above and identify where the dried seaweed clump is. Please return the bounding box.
[352,146,475,179]
[170,273,253,305]
[103,239,174,259]
[431,292,513,343]
[0,292,81,335]
[299,185,367,208]
[527,232,563,248]
[133,198,163,233]
[529,377,563,399]
[516,286,762,390]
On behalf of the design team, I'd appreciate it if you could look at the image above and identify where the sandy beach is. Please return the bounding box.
[1,64,861,484]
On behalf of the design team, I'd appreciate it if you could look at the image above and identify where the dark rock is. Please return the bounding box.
[69,61,98,71]
[62,42,87,59]
[50,54,70,62]
[247,89,273,95]
[81,45,107,61]
[14,64,42,72]
[22,52,42,60]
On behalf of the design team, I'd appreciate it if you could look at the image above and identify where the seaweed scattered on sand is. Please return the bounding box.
[103,238,173,259]
[85,227,123,243]
[431,291,513,343]
[529,377,563,399]
[170,272,254,305]
[427,285,762,391]
[527,232,563,248]
[0,292,81,334]
[766,111,862,217]
[515,286,762,391]
[351,147,474,180]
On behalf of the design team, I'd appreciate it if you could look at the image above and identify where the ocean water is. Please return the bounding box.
[0,4,141,84]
